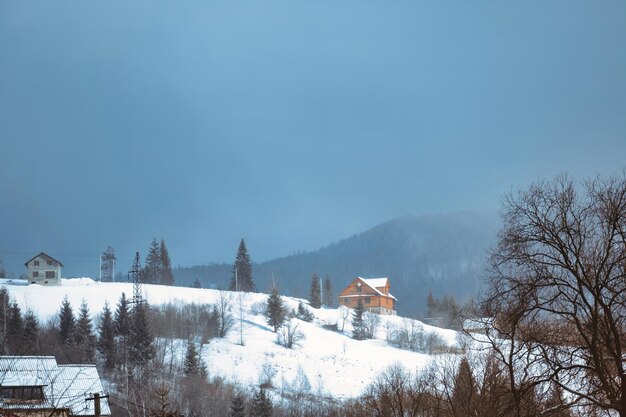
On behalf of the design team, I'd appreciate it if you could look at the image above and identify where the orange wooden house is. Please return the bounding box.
[338,277,397,315]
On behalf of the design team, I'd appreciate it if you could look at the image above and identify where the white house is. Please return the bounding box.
[24,253,62,286]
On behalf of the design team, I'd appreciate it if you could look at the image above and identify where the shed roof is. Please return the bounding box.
[24,253,64,268]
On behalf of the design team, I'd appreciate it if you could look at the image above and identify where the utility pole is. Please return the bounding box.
[86,392,108,417]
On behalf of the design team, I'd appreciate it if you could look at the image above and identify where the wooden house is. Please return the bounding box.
[338,277,396,315]
[24,253,62,286]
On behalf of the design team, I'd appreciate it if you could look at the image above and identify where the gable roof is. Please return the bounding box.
[0,356,110,416]
[349,277,397,300]
[24,253,64,268]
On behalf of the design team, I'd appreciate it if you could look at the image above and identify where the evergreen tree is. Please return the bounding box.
[129,302,155,368]
[229,392,246,417]
[351,299,367,340]
[229,239,255,292]
[22,310,39,355]
[141,238,162,284]
[309,273,322,309]
[74,300,97,363]
[7,301,23,354]
[59,296,75,345]
[295,302,314,322]
[451,357,478,417]
[322,276,334,307]
[114,293,132,371]
[265,286,285,332]
[0,287,10,354]
[183,340,201,376]
[160,239,175,286]
[98,302,117,371]
[250,388,272,417]
[192,278,201,288]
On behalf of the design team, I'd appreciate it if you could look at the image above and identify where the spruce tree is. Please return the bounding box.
[59,296,75,345]
[7,301,23,354]
[309,273,322,309]
[183,340,201,376]
[250,388,272,417]
[0,287,10,354]
[322,276,334,307]
[160,239,174,286]
[451,357,478,417]
[141,238,161,284]
[74,300,97,363]
[193,278,201,289]
[129,302,155,368]
[115,293,131,370]
[22,310,39,355]
[229,239,255,292]
[351,299,367,340]
[98,302,117,371]
[265,286,285,332]
[229,392,246,417]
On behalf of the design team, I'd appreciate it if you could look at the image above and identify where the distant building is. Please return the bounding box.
[0,356,111,416]
[24,253,62,286]
[462,317,496,335]
[338,277,397,315]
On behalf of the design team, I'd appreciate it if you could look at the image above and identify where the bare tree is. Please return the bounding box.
[277,319,305,349]
[483,173,626,415]
[216,291,234,338]
[235,291,248,346]
[338,305,350,333]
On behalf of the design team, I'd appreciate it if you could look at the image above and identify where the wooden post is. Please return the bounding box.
[94,393,101,417]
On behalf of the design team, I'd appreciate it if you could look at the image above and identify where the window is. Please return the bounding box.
[45,271,55,279]
[46,261,53,265]
[33,260,39,266]
[356,286,362,293]
[364,297,371,304]
[32,271,39,278]
[1,386,45,403]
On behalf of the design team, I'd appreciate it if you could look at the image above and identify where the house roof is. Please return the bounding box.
[339,277,397,301]
[0,356,110,416]
[24,253,64,268]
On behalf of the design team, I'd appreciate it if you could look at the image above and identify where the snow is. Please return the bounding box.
[2,278,461,398]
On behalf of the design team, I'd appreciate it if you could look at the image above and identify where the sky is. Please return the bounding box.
[1,0,625,277]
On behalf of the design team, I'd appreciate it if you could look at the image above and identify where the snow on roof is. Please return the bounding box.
[55,365,111,416]
[356,277,397,300]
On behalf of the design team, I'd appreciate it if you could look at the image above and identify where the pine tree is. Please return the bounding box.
[183,340,201,376]
[7,301,23,354]
[309,273,322,309]
[59,296,75,345]
[250,388,272,417]
[229,239,255,292]
[22,310,39,355]
[229,392,246,417]
[115,293,131,370]
[265,286,285,332]
[74,300,97,363]
[129,301,155,368]
[451,357,478,417]
[141,238,162,284]
[160,239,174,286]
[98,302,117,371]
[351,299,367,340]
[322,276,334,307]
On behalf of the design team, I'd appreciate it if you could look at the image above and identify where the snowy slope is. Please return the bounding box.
[3,278,460,398]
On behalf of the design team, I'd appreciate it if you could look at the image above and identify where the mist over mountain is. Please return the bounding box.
[174,211,499,316]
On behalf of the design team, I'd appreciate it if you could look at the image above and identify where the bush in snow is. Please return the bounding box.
[277,320,305,349]
[294,302,314,322]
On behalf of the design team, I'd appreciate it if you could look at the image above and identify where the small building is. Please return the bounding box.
[24,253,63,286]
[338,277,397,315]
[462,317,496,335]
[0,356,111,417]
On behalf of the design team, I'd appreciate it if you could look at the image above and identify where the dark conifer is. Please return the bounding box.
[229,392,246,417]
[193,278,201,288]
[129,302,155,367]
[295,302,314,322]
[451,357,478,417]
[183,340,204,377]
[250,388,272,417]
[22,310,39,355]
[98,302,117,371]
[322,276,334,307]
[229,239,255,292]
[74,300,97,363]
[265,286,285,332]
[309,273,322,309]
[59,296,75,345]
[114,293,131,370]
[0,287,10,354]
[160,239,174,286]
[7,301,23,354]
[351,299,367,340]
[141,238,161,284]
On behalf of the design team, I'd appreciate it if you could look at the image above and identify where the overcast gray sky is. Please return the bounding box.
[1,0,625,277]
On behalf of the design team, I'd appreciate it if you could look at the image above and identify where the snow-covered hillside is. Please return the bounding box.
[3,278,460,398]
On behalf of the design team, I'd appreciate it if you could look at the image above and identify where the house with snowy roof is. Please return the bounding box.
[24,253,62,286]
[0,356,110,417]
[338,277,397,315]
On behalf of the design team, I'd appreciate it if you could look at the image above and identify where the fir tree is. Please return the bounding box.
[59,296,75,345]
[183,340,201,376]
[295,302,314,322]
[98,302,117,371]
[250,388,272,417]
[160,239,174,286]
[451,357,478,417]
[193,278,201,288]
[229,239,255,292]
[22,310,39,355]
[351,299,367,340]
[141,238,162,284]
[322,276,334,307]
[114,293,132,371]
[74,300,96,363]
[309,273,322,309]
[265,286,285,332]
[229,392,246,417]
[7,301,23,354]
[129,301,155,368]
